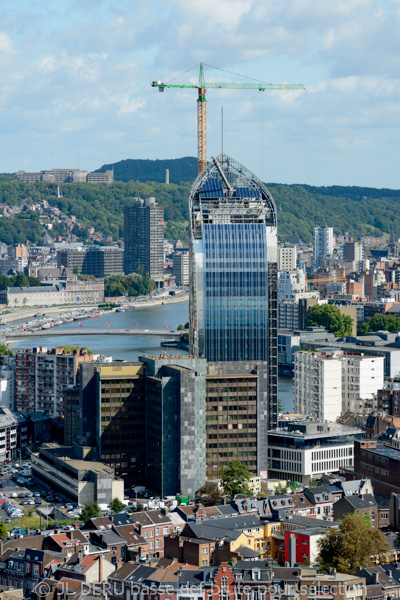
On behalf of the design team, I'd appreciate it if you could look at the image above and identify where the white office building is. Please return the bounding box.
[267,420,362,485]
[295,350,385,420]
[314,226,333,268]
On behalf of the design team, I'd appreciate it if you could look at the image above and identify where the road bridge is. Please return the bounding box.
[4,329,182,341]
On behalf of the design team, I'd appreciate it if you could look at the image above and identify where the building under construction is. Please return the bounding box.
[188,154,278,429]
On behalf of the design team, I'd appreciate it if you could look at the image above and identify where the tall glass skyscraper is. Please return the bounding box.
[189,154,278,427]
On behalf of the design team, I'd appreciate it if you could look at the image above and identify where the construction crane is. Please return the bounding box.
[306,276,348,284]
[152,63,305,174]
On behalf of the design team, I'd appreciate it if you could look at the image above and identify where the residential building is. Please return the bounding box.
[189,154,278,427]
[267,420,362,484]
[31,442,124,504]
[294,350,343,421]
[0,280,104,307]
[377,379,400,417]
[0,408,26,462]
[15,347,94,417]
[124,197,164,279]
[314,226,333,267]
[173,250,189,286]
[57,246,123,277]
[352,439,400,498]
[294,350,384,420]
[278,245,297,271]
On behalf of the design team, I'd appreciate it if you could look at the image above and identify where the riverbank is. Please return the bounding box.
[0,292,188,325]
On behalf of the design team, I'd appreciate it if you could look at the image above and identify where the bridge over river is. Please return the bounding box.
[3,329,182,341]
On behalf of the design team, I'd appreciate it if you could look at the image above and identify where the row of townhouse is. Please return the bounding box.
[104,560,371,600]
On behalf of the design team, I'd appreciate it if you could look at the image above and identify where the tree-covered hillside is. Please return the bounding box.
[95,157,198,184]
[1,165,400,245]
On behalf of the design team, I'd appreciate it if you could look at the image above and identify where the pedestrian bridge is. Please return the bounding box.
[4,329,182,341]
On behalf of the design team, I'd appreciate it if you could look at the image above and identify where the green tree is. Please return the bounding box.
[0,344,12,356]
[0,520,8,537]
[177,324,185,331]
[358,313,400,335]
[80,502,101,522]
[196,482,224,507]
[306,304,353,337]
[14,273,29,288]
[27,276,41,287]
[57,345,91,354]
[109,498,125,513]
[317,512,391,574]
[221,460,252,499]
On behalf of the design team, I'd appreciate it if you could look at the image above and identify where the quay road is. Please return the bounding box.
[3,329,182,341]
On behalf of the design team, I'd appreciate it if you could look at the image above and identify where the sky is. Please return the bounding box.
[1,0,400,187]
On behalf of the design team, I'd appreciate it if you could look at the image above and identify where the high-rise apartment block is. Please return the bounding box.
[124,197,164,279]
[294,350,384,420]
[189,155,278,428]
[173,250,189,286]
[278,245,297,271]
[57,246,123,277]
[15,347,94,417]
[313,226,333,267]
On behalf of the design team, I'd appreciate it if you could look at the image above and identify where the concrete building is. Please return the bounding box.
[31,443,124,504]
[173,250,189,286]
[314,226,333,268]
[278,245,297,271]
[295,350,343,421]
[86,170,114,184]
[278,271,318,330]
[124,197,164,280]
[15,169,113,184]
[205,361,269,480]
[0,280,104,307]
[74,357,207,497]
[189,154,278,428]
[267,420,362,484]
[294,350,384,419]
[15,347,94,417]
[57,246,123,277]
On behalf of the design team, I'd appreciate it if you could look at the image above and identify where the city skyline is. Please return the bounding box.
[0,0,399,188]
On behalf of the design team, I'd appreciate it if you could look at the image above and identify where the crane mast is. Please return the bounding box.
[152,63,305,174]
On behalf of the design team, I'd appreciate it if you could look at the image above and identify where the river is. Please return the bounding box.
[10,300,294,411]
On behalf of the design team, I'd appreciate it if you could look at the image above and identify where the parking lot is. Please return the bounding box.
[0,463,81,527]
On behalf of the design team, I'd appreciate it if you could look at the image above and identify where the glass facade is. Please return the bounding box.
[189,154,278,430]
[199,223,268,361]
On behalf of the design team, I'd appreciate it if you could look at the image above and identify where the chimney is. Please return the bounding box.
[98,555,103,581]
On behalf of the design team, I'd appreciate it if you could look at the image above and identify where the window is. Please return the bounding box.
[144,531,148,538]
[163,526,169,535]
[150,541,154,550]
[202,547,208,554]
[155,527,159,535]
[156,539,160,548]
[150,529,154,537]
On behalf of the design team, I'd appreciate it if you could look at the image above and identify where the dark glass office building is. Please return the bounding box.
[189,154,278,427]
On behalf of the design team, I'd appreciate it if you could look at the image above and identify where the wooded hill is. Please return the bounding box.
[1,158,399,245]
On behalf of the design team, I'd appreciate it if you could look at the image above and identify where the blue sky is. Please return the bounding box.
[1,0,400,187]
